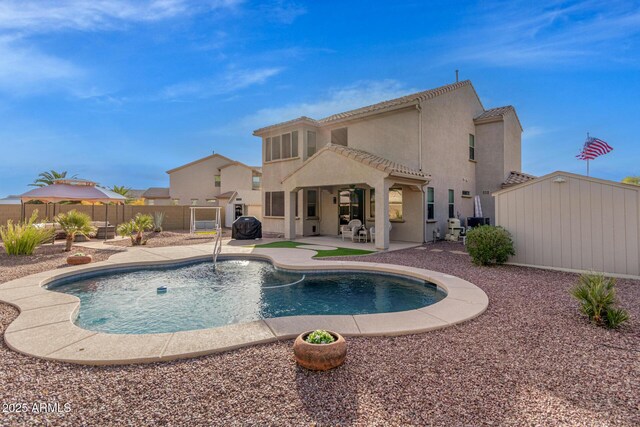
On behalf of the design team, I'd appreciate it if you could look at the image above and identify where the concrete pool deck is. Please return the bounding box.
[0,241,488,365]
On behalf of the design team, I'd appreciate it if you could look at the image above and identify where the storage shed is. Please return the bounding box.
[493,171,640,278]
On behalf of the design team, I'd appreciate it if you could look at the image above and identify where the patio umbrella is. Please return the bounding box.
[20,179,126,240]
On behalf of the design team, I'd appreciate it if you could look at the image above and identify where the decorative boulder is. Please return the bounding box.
[67,254,92,265]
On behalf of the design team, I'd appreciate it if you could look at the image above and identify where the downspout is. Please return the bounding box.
[416,103,423,172]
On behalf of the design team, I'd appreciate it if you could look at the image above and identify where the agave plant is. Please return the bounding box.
[117,213,153,245]
[570,273,629,329]
[55,210,96,252]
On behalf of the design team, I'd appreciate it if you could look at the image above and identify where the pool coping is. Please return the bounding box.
[0,244,488,365]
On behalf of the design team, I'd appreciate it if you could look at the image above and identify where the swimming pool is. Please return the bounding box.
[47,259,446,334]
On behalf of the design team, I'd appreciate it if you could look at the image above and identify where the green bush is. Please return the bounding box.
[305,330,335,344]
[465,225,515,266]
[0,211,56,256]
[571,273,629,329]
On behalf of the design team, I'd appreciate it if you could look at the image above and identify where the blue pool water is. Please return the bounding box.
[48,259,446,334]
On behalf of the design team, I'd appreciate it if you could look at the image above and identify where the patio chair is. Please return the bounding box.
[340,219,362,242]
[370,221,392,244]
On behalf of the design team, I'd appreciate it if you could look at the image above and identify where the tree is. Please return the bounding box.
[117,213,153,245]
[622,176,640,186]
[110,185,131,200]
[30,170,77,187]
[55,210,96,252]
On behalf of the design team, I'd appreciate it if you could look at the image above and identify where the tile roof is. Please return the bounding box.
[502,171,536,188]
[474,105,523,131]
[282,144,430,183]
[142,187,170,199]
[216,191,237,199]
[254,80,476,134]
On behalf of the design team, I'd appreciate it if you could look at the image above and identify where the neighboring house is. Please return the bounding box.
[253,80,524,249]
[141,187,171,205]
[0,195,21,205]
[166,153,262,224]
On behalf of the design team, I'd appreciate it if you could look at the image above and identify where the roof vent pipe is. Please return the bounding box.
[455,69,459,83]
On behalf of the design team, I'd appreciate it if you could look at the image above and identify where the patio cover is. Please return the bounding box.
[20,179,126,204]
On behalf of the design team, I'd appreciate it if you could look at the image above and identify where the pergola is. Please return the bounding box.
[19,179,127,240]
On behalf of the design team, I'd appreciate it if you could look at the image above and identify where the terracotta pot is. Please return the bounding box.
[293,331,346,371]
[67,255,92,265]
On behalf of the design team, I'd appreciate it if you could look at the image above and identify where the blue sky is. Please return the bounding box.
[1,0,639,196]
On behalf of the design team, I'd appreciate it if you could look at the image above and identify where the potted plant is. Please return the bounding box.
[293,329,347,371]
[67,252,92,265]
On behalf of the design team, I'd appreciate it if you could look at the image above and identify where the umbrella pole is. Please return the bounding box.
[105,204,108,241]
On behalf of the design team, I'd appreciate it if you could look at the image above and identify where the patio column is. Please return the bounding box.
[284,189,297,240]
[374,178,391,250]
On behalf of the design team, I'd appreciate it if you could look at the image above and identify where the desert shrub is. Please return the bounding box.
[55,210,96,252]
[153,211,165,233]
[305,330,335,344]
[0,210,55,256]
[571,273,629,329]
[117,213,153,245]
[465,225,515,266]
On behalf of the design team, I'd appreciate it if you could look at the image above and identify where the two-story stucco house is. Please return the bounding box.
[167,153,262,225]
[253,80,523,249]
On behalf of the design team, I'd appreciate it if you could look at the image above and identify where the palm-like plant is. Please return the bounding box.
[110,185,131,198]
[30,170,77,187]
[55,210,96,252]
[622,176,640,186]
[117,213,153,245]
[571,273,629,328]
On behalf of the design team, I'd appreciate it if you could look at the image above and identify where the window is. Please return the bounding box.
[172,199,179,206]
[265,137,271,162]
[389,187,403,220]
[307,131,316,157]
[469,134,475,161]
[306,189,318,218]
[282,133,291,158]
[265,132,299,162]
[427,187,435,220]
[272,135,281,160]
[147,199,155,206]
[265,191,285,217]
[448,189,455,218]
[331,127,348,146]
[214,175,221,187]
[291,131,299,157]
[206,199,216,204]
[252,173,261,190]
[370,189,375,217]
[191,199,198,206]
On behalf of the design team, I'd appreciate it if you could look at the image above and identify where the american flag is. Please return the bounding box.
[576,136,613,160]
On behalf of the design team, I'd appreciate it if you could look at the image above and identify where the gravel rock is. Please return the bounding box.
[107,231,220,248]
[1,241,638,426]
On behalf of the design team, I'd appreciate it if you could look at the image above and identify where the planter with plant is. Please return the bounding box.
[571,273,629,329]
[293,329,347,371]
[67,252,92,265]
[117,213,154,245]
[55,210,96,252]
[0,210,55,256]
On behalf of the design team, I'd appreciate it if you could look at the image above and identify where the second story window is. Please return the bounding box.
[469,134,475,161]
[265,131,299,162]
[307,130,316,157]
[252,173,261,190]
[191,199,198,206]
[427,187,435,220]
[214,175,221,187]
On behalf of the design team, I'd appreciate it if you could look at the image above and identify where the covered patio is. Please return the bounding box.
[281,144,430,250]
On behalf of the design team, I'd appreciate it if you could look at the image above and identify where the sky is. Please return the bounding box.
[0,0,639,196]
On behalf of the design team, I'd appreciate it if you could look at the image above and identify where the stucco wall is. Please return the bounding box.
[220,164,254,193]
[421,84,483,233]
[495,172,640,277]
[475,120,505,222]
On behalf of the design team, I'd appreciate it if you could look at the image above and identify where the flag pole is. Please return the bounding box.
[586,131,590,176]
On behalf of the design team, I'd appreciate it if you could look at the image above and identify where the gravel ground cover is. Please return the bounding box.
[1,242,638,426]
[107,230,220,248]
[0,244,122,283]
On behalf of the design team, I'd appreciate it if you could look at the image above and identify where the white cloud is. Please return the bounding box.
[441,0,640,67]
[0,0,243,33]
[161,67,283,99]
[0,36,82,95]
[221,79,414,135]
